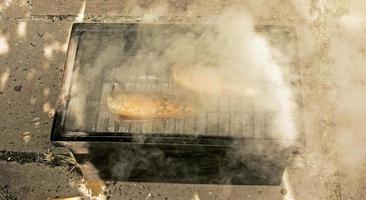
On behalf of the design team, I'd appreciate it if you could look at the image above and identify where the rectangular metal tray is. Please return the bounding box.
[51,23,304,185]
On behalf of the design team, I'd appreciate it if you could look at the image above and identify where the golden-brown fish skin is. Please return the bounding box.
[106,93,194,119]
[172,64,242,96]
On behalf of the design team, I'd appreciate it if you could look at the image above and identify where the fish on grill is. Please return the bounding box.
[106,93,195,119]
[172,64,253,96]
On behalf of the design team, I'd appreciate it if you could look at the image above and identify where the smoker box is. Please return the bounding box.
[51,23,304,185]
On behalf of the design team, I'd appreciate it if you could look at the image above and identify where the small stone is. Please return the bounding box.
[14,85,22,92]
[29,117,40,123]
[280,188,288,195]
[23,132,31,144]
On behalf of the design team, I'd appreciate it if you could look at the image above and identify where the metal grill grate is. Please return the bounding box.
[66,69,274,138]
[60,24,299,140]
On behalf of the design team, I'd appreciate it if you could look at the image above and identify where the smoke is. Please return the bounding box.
[68,7,298,144]
[68,43,124,128]
[53,0,366,197]
[200,8,298,143]
[274,0,366,198]
[65,1,302,186]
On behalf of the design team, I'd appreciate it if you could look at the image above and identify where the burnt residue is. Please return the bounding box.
[0,150,76,168]
[13,85,22,92]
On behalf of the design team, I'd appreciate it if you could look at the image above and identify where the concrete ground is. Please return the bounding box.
[0,0,365,200]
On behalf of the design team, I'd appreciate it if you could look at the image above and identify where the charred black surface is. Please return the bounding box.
[0,150,74,167]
